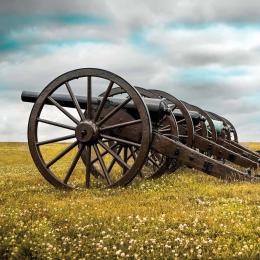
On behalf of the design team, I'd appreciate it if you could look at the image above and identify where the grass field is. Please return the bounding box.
[0,142,260,259]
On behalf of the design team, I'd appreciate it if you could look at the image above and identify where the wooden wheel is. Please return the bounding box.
[181,101,218,142]
[97,86,179,179]
[142,109,178,179]
[27,68,152,189]
[180,102,208,138]
[205,111,231,141]
[220,116,238,142]
[148,89,194,147]
[135,87,179,178]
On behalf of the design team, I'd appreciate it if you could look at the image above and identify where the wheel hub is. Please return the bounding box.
[75,121,98,143]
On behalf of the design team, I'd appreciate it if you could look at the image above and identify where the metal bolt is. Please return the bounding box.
[81,130,87,136]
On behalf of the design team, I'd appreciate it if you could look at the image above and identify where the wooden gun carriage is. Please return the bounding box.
[21,68,260,189]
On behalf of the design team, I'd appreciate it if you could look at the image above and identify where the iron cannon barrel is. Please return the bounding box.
[21,90,169,114]
[21,90,203,122]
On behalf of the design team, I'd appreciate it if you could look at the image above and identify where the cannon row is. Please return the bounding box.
[21,68,260,189]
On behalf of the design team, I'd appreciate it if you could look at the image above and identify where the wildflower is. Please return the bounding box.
[116,250,121,255]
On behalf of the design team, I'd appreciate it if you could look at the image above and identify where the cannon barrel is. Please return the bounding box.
[21,90,169,114]
[21,91,203,122]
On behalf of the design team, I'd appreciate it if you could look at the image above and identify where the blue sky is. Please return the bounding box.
[0,0,260,141]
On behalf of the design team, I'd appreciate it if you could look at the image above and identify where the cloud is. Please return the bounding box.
[142,24,260,67]
[1,0,259,23]
[0,0,260,142]
[0,42,160,141]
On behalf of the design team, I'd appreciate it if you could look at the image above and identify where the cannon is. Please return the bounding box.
[21,68,260,189]
[143,89,260,163]
[97,86,260,177]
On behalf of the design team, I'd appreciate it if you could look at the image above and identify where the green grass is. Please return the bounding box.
[0,142,260,259]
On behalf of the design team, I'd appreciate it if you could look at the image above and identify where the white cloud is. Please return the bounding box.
[0,0,260,142]
[2,0,260,24]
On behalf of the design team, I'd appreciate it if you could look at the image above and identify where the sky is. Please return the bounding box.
[0,0,260,142]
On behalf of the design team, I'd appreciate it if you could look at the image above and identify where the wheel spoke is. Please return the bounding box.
[179,134,188,138]
[48,96,79,124]
[123,147,128,162]
[91,142,118,164]
[65,82,86,121]
[46,140,79,168]
[147,155,160,168]
[177,118,186,124]
[127,146,137,160]
[37,134,76,146]
[64,144,85,184]
[98,140,130,170]
[123,147,128,175]
[158,128,171,133]
[100,119,142,131]
[87,76,92,120]
[163,134,179,140]
[107,146,122,174]
[107,156,117,174]
[37,118,76,130]
[129,146,142,177]
[93,144,112,185]
[127,149,135,160]
[94,81,114,122]
[100,134,141,148]
[159,124,170,130]
[85,145,91,188]
[129,146,137,160]
[97,97,131,126]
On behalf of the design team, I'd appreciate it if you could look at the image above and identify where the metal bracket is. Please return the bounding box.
[202,161,214,173]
